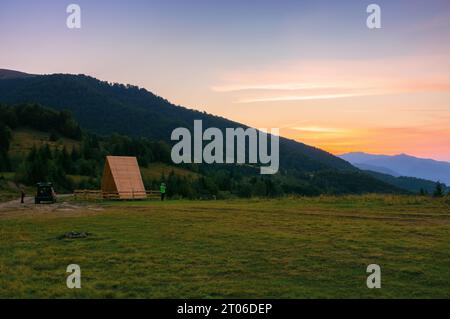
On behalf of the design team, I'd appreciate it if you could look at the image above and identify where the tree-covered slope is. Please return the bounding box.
[362,170,447,194]
[0,71,413,195]
[0,72,353,172]
[0,102,404,195]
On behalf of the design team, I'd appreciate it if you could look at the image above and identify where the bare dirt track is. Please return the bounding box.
[0,196,34,209]
[0,195,104,217]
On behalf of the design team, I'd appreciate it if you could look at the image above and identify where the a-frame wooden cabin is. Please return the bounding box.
[101,156,146,199]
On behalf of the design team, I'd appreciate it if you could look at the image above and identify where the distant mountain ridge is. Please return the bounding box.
[361,170,445,194]
[352,163,400,177]
[340,152,450,185]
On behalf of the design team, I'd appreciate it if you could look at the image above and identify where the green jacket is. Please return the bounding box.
[160,184,166,194]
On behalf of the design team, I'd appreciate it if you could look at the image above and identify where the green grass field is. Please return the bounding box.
[0,195,449,298]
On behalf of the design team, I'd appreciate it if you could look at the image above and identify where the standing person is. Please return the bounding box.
[160,182,166,201]
[20,188,25,204]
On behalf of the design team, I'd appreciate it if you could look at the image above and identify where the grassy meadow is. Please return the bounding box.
[0,195,449,298]
[9,128,80,157]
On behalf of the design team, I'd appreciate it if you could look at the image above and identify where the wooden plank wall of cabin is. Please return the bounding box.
[107,156,146,199]
[101,158,117,194]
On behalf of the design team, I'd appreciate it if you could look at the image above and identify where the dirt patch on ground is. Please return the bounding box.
[0,195,104,218]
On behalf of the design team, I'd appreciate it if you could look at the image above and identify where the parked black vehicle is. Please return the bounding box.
[35,182,57,204]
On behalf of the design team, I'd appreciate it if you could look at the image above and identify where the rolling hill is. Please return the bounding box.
[0,69,35,80]
[0,69,405,194]
[361,170,444,194]
[9,127,80,157]
[0,69,352,172]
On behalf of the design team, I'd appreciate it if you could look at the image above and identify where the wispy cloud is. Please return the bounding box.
[238,93,370,103]
[290,126,347,133]
[212,56,450,104]
[211,82,353,92]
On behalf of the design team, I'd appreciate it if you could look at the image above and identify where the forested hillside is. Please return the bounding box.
[0,72,353,172]
[362,170,448,194]
[0,103,403,197]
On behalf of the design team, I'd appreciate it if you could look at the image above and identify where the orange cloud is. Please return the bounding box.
[238,93,371,103]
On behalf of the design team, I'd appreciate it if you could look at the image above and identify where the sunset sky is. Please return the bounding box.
[1,0,450,160]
